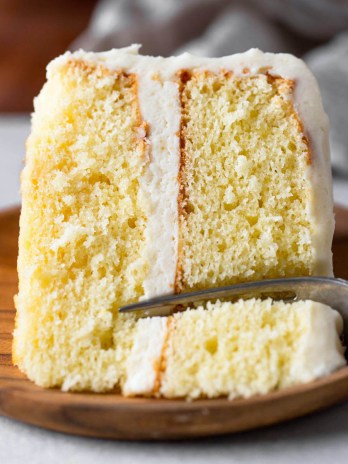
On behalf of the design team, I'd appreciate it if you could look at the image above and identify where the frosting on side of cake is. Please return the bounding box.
[287,301,345,383]
[48,45,333,296]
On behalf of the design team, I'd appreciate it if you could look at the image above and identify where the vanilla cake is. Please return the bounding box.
[14,45,338,394]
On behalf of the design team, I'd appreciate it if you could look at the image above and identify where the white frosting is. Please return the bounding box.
[289,301,346,383]
[48,45,334,294]
[137,76,180,299]
[123,317,168,396]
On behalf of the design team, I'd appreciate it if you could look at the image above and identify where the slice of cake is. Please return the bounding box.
[124,299,346,399]
[14,45,336,393]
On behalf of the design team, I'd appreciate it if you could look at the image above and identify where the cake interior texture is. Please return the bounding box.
[177,71,313,292]
[14,48,338,395]
[160,299,345,399]
[14,62,147,390]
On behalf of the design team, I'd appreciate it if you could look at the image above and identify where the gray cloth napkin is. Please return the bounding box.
[72,0,348,184]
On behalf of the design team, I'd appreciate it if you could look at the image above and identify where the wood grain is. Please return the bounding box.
[1,207,348,440]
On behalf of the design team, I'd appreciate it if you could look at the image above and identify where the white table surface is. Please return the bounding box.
[1,114,348,463]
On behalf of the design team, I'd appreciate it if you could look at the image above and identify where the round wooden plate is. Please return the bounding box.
[1,207,348,440]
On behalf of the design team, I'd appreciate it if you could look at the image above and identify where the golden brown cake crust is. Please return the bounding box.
[152,316,173,395]
[174,70,192,293]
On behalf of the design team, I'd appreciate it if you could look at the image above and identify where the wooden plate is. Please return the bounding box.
[1,207,348,440]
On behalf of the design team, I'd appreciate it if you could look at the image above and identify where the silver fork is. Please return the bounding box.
[119,276,348,338]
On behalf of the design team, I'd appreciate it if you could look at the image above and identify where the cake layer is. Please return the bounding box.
[123,299,346,399]
[176,71,314,291]
[14,61,148,390]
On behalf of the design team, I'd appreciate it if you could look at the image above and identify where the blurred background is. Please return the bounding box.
[1,0,348,211]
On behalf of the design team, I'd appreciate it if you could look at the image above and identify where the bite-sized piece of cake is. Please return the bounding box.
[14,45,335,392]
[124,299,346,399]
